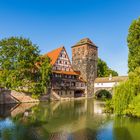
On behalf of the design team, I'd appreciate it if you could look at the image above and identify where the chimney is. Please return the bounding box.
[109,74,112,81]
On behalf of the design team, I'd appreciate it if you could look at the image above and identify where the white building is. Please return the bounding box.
[94,75,128,94]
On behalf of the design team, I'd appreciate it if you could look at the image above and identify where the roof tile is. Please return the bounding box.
[43,47,64,65]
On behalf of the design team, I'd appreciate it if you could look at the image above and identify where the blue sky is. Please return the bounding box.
[0,0,140,75]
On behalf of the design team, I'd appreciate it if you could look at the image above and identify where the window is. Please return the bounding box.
[71,82,75,86]
[78,60,80,64]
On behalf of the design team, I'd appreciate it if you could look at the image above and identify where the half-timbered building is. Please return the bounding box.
[43,46,87,100]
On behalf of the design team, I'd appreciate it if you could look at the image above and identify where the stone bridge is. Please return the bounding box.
[94,76,128,95]
[94,87,113,95]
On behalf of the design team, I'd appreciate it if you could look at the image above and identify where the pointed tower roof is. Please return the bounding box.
[43,46,64,65]
[72,38,97,48]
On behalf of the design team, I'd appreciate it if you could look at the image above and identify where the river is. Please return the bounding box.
[0,99,140,140]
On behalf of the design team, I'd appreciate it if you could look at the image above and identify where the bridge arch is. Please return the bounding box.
[94,88,112,99]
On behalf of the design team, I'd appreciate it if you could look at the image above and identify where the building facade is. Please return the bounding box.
[43,46,87,100]
[72,38,98,97]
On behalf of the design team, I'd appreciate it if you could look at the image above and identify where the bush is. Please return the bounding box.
[104,99,114,113]
[113,80,135,115]
[125,94,140,117]
[112,67,140,116]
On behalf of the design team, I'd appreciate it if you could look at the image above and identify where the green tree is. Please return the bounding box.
[105,17,140,118]
[31,57,52,96]
[0,37,40,89]
[128,17,140,72]
[97,58,118,77]
[0,37,52,96]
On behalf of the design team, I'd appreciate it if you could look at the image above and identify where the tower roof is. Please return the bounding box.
[43,46,64,65]
[72,38,97,48]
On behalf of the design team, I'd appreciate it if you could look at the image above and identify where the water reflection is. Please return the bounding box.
[0,99,140,140]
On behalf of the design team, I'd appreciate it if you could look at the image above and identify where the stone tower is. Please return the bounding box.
[72,38,98,97]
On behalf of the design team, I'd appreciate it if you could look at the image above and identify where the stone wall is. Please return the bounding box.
[94,87,113,95]
[50,89,75,100]
[0,91,18,104]
[0,90,39,104]
[72,38,98,97]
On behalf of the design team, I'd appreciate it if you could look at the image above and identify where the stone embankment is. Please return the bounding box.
[0,90,41,104]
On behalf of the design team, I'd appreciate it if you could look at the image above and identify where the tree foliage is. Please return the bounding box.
[112,67,140,116]
[128,17,140,72]
[31,57,52,96]
[97,58,118,77]
[0,37,52,96]
[103,17,140,117]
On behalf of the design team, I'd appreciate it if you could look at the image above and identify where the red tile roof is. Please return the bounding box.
[43,47,64,65]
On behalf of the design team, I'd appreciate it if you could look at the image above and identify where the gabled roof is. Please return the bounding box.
[72,38,97,48]
[43,46,64,65]
[94,76,128,83]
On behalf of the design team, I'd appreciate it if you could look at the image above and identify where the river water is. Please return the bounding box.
[0,99,140,140]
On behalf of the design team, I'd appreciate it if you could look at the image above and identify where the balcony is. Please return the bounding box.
[52,84,85,90]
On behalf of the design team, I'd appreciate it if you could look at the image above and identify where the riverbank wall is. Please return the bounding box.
[0,90,88,104]
[0,90,40,104]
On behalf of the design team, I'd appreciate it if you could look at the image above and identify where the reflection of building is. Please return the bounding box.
[93,100,105,114]
[0,103,38,118]
[43,46,87,100]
